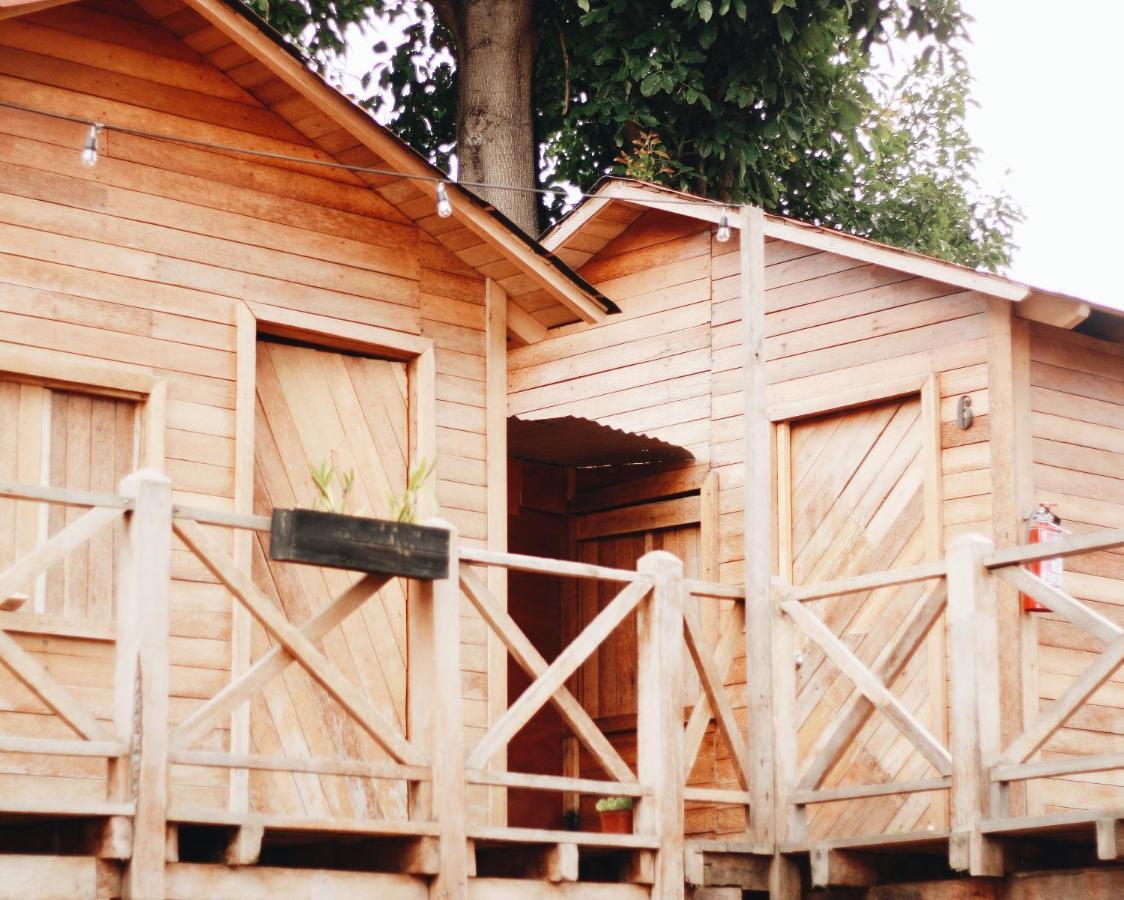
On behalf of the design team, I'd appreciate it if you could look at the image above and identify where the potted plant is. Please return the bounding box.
[595,796,634,834]
[269,457,449,580]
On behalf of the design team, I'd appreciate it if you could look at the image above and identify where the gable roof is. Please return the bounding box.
[542,178,1121,335]
[0,0,615,330]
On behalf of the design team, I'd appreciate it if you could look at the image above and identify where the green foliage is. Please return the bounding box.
[309,458,355,514]
[387,457,435,524]
[308,456,434,523]
[595,796,634,812]
[250,0,1019,270]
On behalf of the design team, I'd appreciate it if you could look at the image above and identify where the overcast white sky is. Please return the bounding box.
[339,2,1123,311]
[962,1,1123,310]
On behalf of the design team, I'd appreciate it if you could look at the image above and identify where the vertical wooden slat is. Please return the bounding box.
[409,520,468,898]
[113,469,173,900]
[636,550,685,899]
[947,533,1003,876]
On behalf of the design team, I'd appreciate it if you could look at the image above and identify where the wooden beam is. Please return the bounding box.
[223,824,264,866]
[0,507,123,605]
[781,598,952,776]
[683,601,744,778]
[506,300,548,345]
[682,602,751,790]
[1002,628,1124,766]
[983,528,1124,568]
[993,751,1124,784]
[1015,292,1091,329]
[114,470,174,900]
[465,577,651,771]
[763,217,1029,301]
[996,566,1121,644]
[174,520,425,765]
[230,302,256,815]
[459,566,636,783]
[485,279,509,827]
[409,521,468,899]
[741,205,777,852]
[1096,818,1124,861]
[810,848,877,888]
[0,0,79,20]
[170,574,389,751]
[635,550,686,899]
[184,0,607,324]
[946,534,1004,876]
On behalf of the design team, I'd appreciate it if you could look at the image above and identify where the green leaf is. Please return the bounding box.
[697,0,713,23]
[776,9,794,42]
[639,72,661,96]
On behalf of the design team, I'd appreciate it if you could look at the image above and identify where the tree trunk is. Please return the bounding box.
[445,0,538,236]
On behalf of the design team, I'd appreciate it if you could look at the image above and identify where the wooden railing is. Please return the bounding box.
[2,468,1124,895]
[456,546,751,894]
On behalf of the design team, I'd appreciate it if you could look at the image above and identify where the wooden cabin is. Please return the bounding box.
[0,1,1122,897]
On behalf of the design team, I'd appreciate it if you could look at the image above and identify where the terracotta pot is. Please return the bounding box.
[599,808,633,834]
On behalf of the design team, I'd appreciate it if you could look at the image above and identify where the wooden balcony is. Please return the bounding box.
[0,470,1123,898]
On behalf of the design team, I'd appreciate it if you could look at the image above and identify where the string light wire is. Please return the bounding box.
[0,99,737,220]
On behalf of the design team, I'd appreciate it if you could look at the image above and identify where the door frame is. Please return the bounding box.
[229,301,438,813]
[772,373,948,824]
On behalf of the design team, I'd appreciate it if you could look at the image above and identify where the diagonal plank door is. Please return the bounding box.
[786,395,947,838]
[249,339,410,819]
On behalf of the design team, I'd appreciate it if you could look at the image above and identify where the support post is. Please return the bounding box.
[409,520,468,899]
[636,550,686,900]
[111,469,173,900]
[740,207,777,852]
[947,534,1003,876]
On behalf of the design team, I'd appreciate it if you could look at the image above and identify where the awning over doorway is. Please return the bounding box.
[508,415,694,468]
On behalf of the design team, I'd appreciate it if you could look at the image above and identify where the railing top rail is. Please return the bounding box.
[984,528,1124,570]
[783,560,947,603]
[684,579,745,600]
[173,504,272,531]
[459,546,644,583]
[0,480,132,511]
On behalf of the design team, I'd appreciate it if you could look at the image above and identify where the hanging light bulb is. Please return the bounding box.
[80,123,101,168]
[715,208,731,243]
[435,181,453,218]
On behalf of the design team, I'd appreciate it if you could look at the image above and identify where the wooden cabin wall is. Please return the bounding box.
[516,213,1006,840]
[0,0,493,819]
[508,210,714,462]
[1025,323,1124,815]
[721,235,993,840]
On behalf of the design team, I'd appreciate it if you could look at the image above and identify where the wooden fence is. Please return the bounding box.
[0,468,1122,897]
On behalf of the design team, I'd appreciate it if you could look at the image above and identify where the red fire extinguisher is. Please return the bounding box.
[1022,503,1064,613]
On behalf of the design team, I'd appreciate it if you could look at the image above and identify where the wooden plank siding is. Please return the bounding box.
[0,0,493,820]
[1025,324,1124,816]
[508,210,714,463]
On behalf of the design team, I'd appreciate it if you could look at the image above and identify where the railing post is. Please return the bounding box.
[409,520,468,899]
[111,469,173,900]
[636,550,685,899]
[946,534,1003,876]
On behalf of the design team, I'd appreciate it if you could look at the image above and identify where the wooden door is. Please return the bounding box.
[249,339,410,818]
[783,393,946,837]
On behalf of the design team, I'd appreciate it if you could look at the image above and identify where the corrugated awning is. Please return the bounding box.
[508,415,694,468]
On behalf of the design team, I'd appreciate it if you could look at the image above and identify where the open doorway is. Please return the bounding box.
[503,415,716,831]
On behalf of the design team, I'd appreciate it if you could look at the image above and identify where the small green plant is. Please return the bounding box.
[594,796,634,813]
[614,131,673,183]
[387,457,435,524]
[309,457,355,514]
